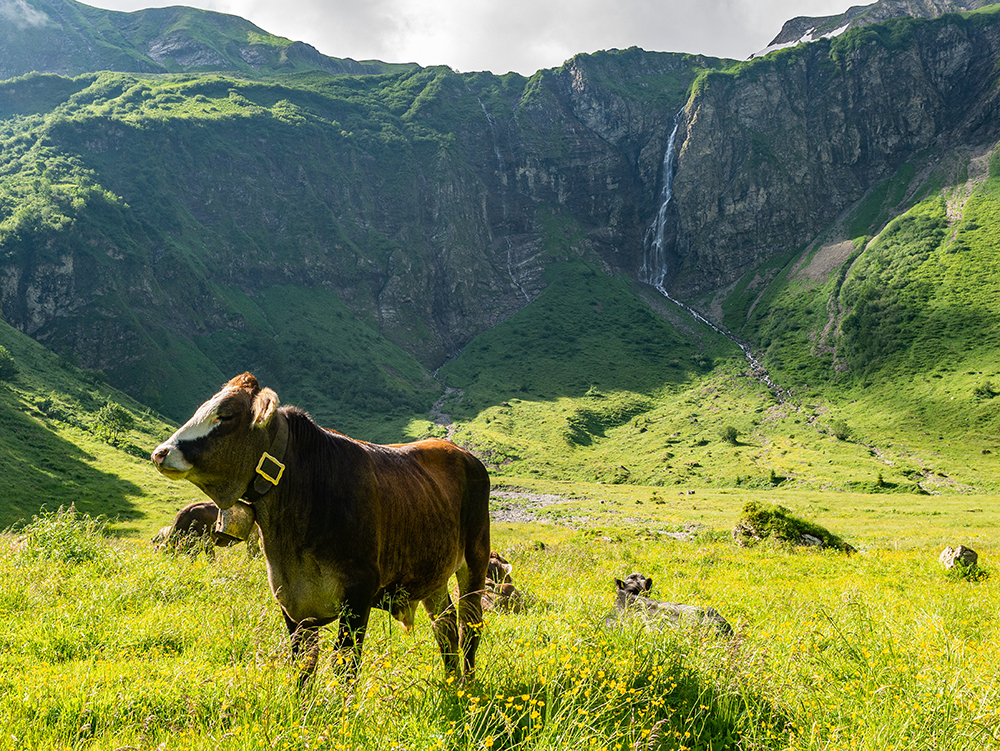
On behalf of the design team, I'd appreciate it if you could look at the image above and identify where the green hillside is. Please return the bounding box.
[438,140,1000,494]
[0,69,470,432]
[0,55,710,425]
[0,318,195,533]
[1,6,999,537]
[0,0,406,79]
[714,140,1000,492]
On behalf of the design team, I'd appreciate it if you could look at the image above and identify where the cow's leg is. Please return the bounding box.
[422,585,460,676]
[457,528,490,683]
[284,614,323,686]
[334,590,375,680]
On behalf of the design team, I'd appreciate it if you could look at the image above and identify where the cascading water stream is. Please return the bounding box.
[480,99,529,303]
[641,113,790,402]
[640,115,680,289]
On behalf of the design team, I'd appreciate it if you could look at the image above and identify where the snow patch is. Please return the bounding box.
[750,22,850,59]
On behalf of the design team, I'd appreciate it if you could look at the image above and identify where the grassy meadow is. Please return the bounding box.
[0,501,997,751]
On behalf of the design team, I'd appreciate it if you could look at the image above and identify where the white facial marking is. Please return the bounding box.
[152,387,235,472]
[172,388,232,443]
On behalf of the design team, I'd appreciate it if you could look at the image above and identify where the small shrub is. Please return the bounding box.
[14,505,111,564]
[734,471,785,489]
[93,400,135,446]
[0,344,16,381]
[830,420,850,440]
[973,381,997,400]
[34,392,69,421]
[719,425,739,445]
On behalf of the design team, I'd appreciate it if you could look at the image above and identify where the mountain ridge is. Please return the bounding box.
[1,1,999,512]
[761,0,1000,54]
[0,0,412,80]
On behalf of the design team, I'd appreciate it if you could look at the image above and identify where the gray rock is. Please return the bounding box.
[939,545,978,569]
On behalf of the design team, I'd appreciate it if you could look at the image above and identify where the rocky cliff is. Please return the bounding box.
[666,9,1000,299]
[0,50,720,419]
[2,1,1000,423]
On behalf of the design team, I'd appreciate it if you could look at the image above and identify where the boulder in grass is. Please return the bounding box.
[939,545,978,570]
[732,501,855,552]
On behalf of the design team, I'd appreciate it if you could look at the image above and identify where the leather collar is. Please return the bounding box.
[241,412,288,502]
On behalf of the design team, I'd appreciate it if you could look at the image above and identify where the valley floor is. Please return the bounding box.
[2,498,997,750]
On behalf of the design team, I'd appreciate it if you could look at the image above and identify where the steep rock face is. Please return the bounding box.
[465,50,725,280]
[0,52,716,416]
[667,12,1000,298]
[766,0,1000,47]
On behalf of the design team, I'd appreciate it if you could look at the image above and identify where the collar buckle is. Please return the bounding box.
[255,452,285,486]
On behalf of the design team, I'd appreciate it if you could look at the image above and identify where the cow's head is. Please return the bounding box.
[614,572,653,602]
[151,373,278,509]
[486,551,514,586]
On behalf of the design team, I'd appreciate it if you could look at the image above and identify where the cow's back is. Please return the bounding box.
[366,438,490,592]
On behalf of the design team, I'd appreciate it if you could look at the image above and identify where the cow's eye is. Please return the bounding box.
[216,414,235,423]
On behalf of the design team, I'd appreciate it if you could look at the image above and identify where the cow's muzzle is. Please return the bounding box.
[151,444,192,478]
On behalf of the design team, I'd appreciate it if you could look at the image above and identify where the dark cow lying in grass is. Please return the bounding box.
[152,500,259,557]
[482,551,525,613]
[604,573,732,635]
[151,373,491,684]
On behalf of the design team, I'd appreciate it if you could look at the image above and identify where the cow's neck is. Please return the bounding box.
[241,411,289,503]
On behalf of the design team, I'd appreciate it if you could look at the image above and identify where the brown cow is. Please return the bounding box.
[153,500,260,557]
[150,373,491,683]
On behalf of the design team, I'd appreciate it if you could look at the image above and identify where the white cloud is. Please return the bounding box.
[0,0,52,29]
[87,0,851,75]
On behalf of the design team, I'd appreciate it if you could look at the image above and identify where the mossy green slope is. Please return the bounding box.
[714,138,1000,494]
[0,52,712,426]
[0,0,404,80]
[0,70,467,430]
[0,318,192,534]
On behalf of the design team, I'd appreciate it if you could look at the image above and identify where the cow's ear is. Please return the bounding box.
[643,576,653,592]
[614,578,625,591]
[252,387,279,427]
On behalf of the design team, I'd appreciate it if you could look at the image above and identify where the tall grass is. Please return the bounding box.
[1,511,997,749]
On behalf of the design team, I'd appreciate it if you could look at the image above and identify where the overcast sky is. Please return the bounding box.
[85,0,853,75]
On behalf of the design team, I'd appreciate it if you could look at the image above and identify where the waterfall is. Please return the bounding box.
[641,112,790,403]
[506,237,530,303]
[640,114,681,289]
[479,99,508,210]
[480,98,529,303]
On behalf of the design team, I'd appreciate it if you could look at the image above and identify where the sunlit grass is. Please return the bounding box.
[2,511,998,750]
